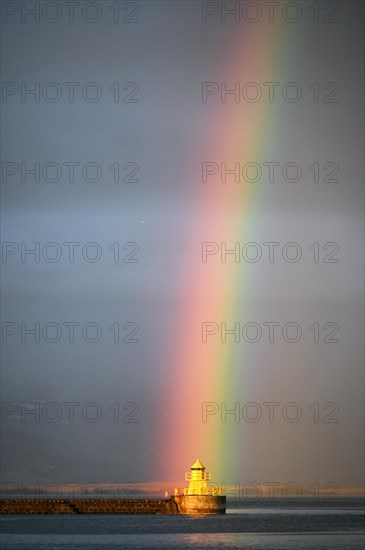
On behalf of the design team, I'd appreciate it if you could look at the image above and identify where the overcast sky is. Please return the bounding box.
[1,1,364,494]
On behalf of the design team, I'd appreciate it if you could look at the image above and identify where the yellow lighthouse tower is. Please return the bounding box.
[172,459,226,514]
[185,459,211,495]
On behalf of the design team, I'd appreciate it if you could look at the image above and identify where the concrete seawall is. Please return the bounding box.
[172,495,226,514]
[0,499,179,514]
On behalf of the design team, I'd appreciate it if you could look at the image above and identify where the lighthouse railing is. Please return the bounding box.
[185,472,211,481]
[174,486,223,496]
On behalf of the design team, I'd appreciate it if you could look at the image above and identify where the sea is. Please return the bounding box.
[0,498,364,549]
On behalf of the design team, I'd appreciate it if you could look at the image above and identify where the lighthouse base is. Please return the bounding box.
[172,495,226,514]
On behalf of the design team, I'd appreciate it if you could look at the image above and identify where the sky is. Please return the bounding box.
[1,0,364,496]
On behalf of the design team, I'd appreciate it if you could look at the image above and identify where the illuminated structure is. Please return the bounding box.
[172,459,226,514]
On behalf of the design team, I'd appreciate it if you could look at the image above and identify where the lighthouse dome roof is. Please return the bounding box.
[191,458,205,469]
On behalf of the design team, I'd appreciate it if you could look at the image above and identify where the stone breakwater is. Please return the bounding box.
[0,498,179,514]
[173,495,226,514]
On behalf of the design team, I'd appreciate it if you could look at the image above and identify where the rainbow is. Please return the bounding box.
[157,18,289,486]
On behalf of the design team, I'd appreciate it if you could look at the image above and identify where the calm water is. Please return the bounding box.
[1,498,364,549]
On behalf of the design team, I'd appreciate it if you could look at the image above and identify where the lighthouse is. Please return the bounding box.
[185,459,211,495]
[172,459,226,514]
